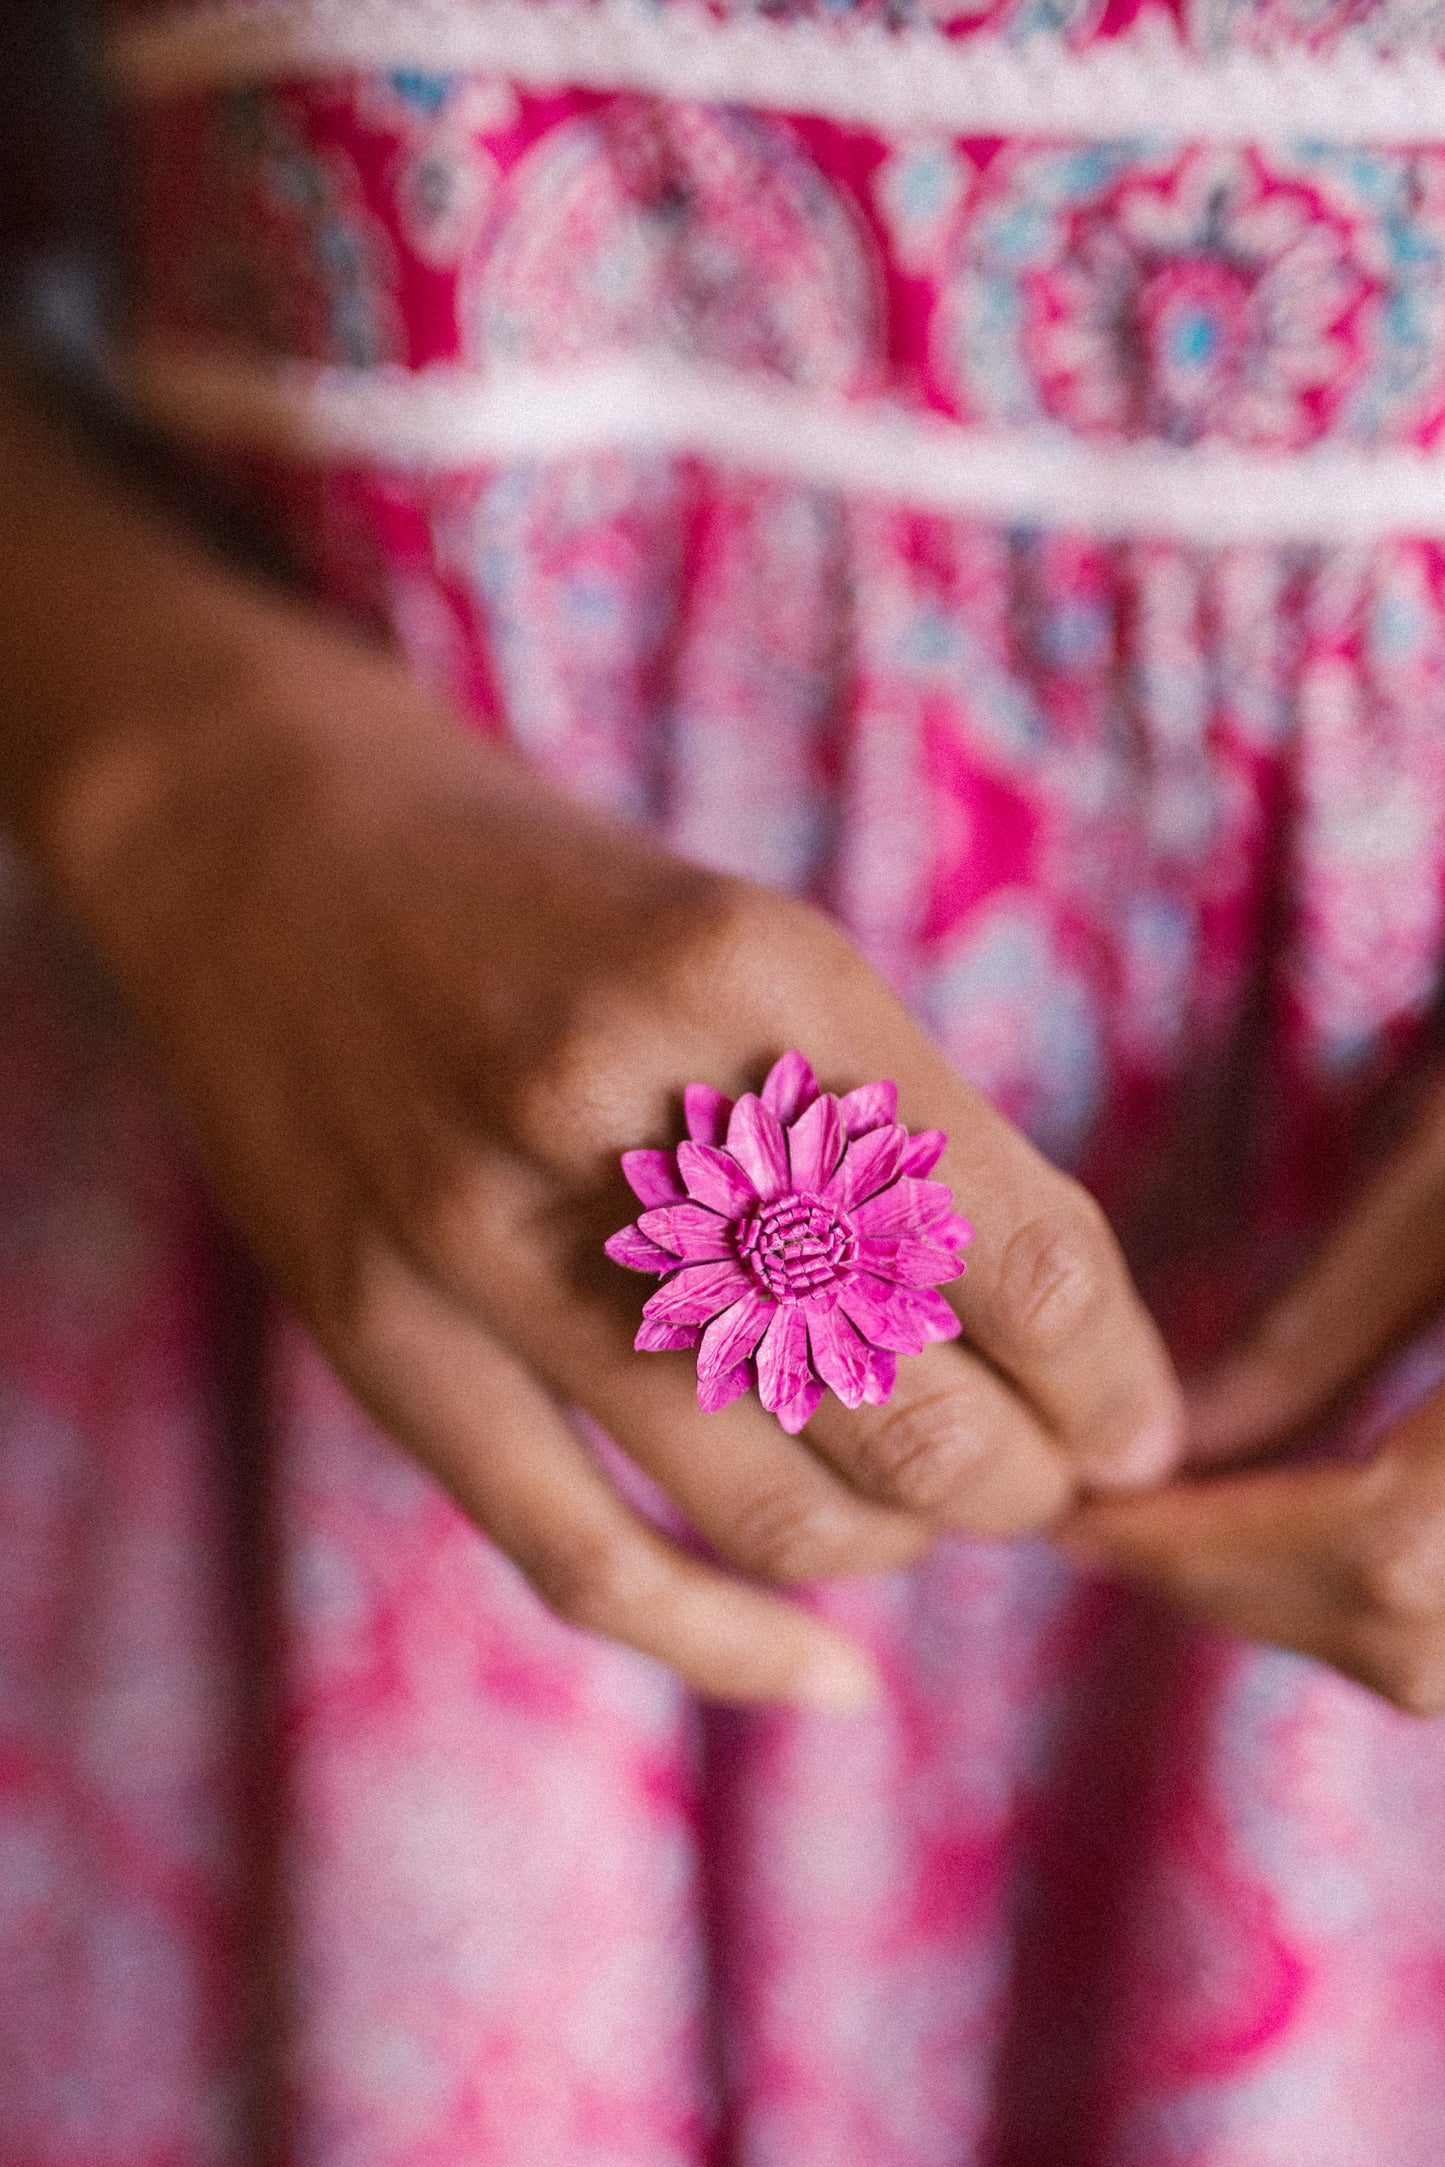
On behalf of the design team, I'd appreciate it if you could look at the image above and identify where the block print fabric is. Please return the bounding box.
[8,2,1445,2160]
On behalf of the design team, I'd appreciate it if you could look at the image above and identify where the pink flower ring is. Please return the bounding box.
[604,1051,973,1433]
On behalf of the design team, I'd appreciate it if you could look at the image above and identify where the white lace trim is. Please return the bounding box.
[107,0,1445,142]
[119,344,1445,541]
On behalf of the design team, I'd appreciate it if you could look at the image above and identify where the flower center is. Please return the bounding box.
[1136,256,1255,435]
[737,1195,857,1302]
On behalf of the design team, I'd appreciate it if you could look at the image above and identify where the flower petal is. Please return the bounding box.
[861,1347,897,1406]
[856,1235,968,1288]
[761,1051,820,1125]
[621,1148,687,1207]
[825,1122,906,1208]
[837,1080,897,1137]
[605,1224,676,1274]
[638,1203,736,1263]
[836,1276,934,1354]
[852,1178,954,1237]
[756,1303,814,1417]
[774,1373,825,1435]
[643,1259,753,1326]
[787,1092,845,1194]
[697,1362,753,1414]
[807,1307,871,1411]
[899,1129,947,1178]
[727,1094,791,1202]
[635,1316,700,1353]
[697,1290,775,1381]
[684,1083,733,1146]
[676,1141,759,1218]
[933,1213,975,1253]
[896,1286,965,1344]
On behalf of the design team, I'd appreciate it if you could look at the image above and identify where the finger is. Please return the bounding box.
[907,1075,1184,1491]
[326,1241,882,1711]
[504,997,1184,1498]
[1058,1392,1445,1713]
[338,1113,945,1583]
[333,1044,1161,1539]
[804,1337,1073,1538]
[547,1315,938,1588]
[1186,1081,1445,1466]
[1060,1464,1372,1647]
[476,1211,941,1590]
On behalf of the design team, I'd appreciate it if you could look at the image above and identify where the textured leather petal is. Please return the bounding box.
[786,1092,846,1194]
[760,1050,820,1125]
[621,1148,688,1206]
[726,1094,792,1202]
[684,1083,733,1145]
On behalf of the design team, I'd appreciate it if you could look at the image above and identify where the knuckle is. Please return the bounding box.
[527,1532,655,1634]
[994,1188,1114,1356]
[415,1169,502,1292]
[652,879,828,1016]
[727,1482,848,1585]
[1353,1510,1445,1625]
[503,1005,621,1168]
[1366,1636,1445,1719]
[851,1393,992,1517]
[304,1232,394,1374]
[385,1138,490,1284]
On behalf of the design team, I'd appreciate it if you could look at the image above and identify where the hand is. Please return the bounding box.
[4,418,1182,1710]
[1061,1071,1445,1713]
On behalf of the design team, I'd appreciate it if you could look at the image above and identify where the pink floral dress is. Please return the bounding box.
[8,0,1445,2160]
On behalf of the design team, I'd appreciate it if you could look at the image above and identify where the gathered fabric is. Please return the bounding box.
[7,2,1445,2160]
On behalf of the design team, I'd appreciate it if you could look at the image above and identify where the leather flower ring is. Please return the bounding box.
[606,1052,973,1431]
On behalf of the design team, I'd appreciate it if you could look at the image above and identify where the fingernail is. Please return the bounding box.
[1088,1416,1182,1492]
[792,1644,880,1716]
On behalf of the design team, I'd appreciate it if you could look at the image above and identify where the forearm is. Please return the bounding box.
[0,371,438,930]
[0,370,707,1058]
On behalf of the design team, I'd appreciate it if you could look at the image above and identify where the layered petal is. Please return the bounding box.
[755,1303,813,1418]
[635,1316,701,1353]
[605,1224,677,1274]
[697,1362,753,1414]
[837,1275,946,1354]
[838,1079,897,1137]
[676,1140,760,1218]
[825,1122,906,1209]
[900,1286,966,1344]
[856,1235,968,1288]
[786,1091,845,1194]
[852,1178,954,1237]
[761,1050,820,1125]
[773,1373,825,1435]
[899,1129,947,1178]
[727,1094,791,1201]
[638,1203,736,1263]
[932,1213,975,1253]
[697,1291,775,1381]
[684,1082,732,1146]
[807,1306,871,1411]
[643,1259,753,1326]
[621,1148,688,1207]
[861,1347,897,1407]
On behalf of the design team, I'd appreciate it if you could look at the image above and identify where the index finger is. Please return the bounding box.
[894,1051,1185,1491]
[1057,1387,1445,1711]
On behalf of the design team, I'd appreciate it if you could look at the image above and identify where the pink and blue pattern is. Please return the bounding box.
[7,0,1445,2161]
